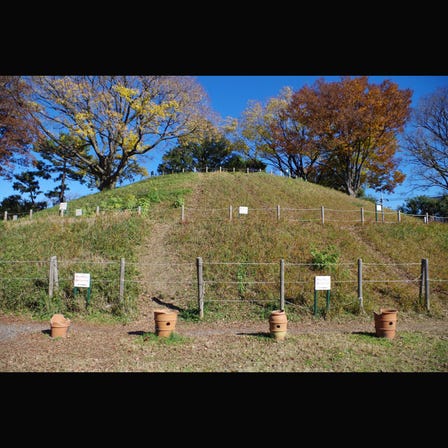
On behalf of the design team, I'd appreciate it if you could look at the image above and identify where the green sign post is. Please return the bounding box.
[314,276,331,316]
[73,273,92,308]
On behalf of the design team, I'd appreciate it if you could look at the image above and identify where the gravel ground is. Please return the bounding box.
[0,320,48,342]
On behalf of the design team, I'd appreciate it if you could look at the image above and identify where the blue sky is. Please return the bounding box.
[1,75,447,209]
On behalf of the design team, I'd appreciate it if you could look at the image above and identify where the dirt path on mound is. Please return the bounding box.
[133,176,207,322]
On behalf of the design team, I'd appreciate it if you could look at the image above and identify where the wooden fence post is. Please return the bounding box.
[321,206,325,225]
[96,206,100,216]
[119,257,125,305]
[424,258,430,311]
[358,258,364,313]
[360,207,364,225]
[419,258,424,302]
[29,209,33,219]
[229,205,233,221]
[53,256,59,290]
[397,210,401,223]
[277,205,280,221]
[181,204,185,222]
[197,257,204,318]
[49,256,57,298]
[280,259,285,310]
[3,211,7,221]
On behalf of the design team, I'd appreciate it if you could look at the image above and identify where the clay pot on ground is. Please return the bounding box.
[154,309,178,338]
[269,310,287,340]
[50,313,71,338]
[374,308,398,339]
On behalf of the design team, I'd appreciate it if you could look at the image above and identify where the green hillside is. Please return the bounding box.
[1,171,447,321]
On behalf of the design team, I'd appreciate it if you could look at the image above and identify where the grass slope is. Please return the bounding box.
[1,171,446,321]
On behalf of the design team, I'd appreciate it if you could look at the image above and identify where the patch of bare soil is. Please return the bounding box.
[0,312,446,372]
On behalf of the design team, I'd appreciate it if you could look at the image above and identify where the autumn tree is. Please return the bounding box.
[236,87,320,179]
[29,76,212,191]
[403,87,448,192]
[0,76,38,179]
[288,77,412,196]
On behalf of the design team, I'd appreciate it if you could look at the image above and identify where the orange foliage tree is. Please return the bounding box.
[286,77,412,196]
[0,76,38,179]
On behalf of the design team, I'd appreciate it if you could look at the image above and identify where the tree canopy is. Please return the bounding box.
[404,87,448,193]
[29,76,212,191]
[0,76,38,179]
[236,77,412,196]
[157,135,266,173]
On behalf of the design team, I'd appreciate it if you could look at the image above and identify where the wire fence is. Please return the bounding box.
[1,256,445,317]
[2,169,447,224]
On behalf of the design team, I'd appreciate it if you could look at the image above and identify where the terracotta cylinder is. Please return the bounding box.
[269,310,287,340]
[374,308,398,339]
[50,313,71,338]
[154,309,178,338]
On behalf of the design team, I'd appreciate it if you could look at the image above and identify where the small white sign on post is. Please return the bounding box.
[75,209,82,216]
[376,204,382,211]
[238,206,249,215]
[59,202,68,211]
[315,276,331,291]
[74,273,91,288]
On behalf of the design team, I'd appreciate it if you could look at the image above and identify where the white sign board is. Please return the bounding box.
[376,204,382,211]
[238,206,248,215]
[12,215,18,221]
[74,273,91,288]
[75,209,83,216]
[59,202,68,211]
[315,276,331,291]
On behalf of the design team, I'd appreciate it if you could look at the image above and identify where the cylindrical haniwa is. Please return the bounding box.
[269,309,287,341]
[154,309,178,338]
[374,308,398,339]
